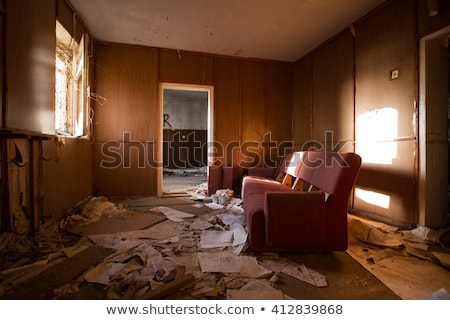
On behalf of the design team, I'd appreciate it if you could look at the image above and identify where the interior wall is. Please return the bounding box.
[290,0,450,228]
[292,0,418,227]
[214,59,293,168]
[212,57,241,167]
[353,0,417,227]
[92,44,159,196]
[42,138,93,221]
[5,0,55,134]
[292,55,313,149]
[0,0,95,229]
[92,44,293,196]
[312,30,355,153]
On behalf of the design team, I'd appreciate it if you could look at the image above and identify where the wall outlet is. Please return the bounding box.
[390,69,399,80]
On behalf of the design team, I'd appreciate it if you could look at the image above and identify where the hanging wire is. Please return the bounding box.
[88,92,107,105]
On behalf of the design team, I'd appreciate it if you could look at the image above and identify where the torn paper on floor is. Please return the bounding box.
[150,206,195,222]
[217,213,245,226]
[282,263,328,287]
[197,251,270,278]
[83,262,126,285]
[200,224,247,249]
[186,189,207,201]
[190,218,214,230]
[204,202,224,210]
[259,258,328,287]
[200,230,234,248]
[87,220,181,249]
[167,252,203,279]
[226,279,284,300]
[232,224,247,247]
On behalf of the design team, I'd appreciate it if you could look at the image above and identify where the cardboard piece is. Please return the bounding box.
[68,210,166,236]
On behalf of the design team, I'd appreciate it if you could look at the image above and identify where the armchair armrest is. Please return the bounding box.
[264,191,326,250]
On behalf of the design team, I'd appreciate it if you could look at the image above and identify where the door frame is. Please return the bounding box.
[157,82,214,197]
[418,26,450,228]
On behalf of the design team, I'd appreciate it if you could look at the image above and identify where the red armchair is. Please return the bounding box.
[241,151,362,252]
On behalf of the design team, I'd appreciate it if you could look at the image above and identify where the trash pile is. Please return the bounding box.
[0,193,329,300]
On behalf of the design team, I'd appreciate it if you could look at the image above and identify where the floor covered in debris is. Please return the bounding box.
[1,173,450,300]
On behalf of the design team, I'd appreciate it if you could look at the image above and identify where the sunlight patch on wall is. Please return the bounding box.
[356,107,398,165]
[355,187,391,209]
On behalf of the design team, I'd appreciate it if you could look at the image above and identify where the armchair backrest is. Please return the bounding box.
[276,151,306,177]
[298,151,362,209]
[297,151,362,251]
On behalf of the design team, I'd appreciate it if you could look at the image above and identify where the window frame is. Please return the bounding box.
[55,21,87,137]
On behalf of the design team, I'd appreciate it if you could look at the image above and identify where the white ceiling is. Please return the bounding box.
[69,0,386,62]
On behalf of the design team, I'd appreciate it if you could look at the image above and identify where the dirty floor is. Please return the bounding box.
[1,174,449,300]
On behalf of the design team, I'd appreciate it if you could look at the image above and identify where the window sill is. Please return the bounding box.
[0,128,52,140]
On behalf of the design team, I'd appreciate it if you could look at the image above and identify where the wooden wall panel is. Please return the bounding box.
[264,62,293,165]
[355,0,416,139]
[292,55,313,149]
[212,57,241,166]
[42,138,93,220]
[93,142,157,196]
[5,0,55,134]
[312,30,354,146]
[265,62,293,142]
[93,44,159,142]
[240,61,265,142]
[213,58,240,143]
[353,0,417,226]
[160,50,214,84]
[93,43,159,196]
[353,140,416,227]
[239,60,265,167]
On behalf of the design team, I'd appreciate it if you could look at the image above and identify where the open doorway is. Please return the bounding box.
[418,26,450,228]
[158,83,214,196]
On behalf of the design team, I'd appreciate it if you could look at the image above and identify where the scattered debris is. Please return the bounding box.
[348,215,402,248]
[431,252,450,268]
[150,206,195,222]
[428,287,450,300]
[259,257,328,288]
[2,193,449,300]
[226,279,285,300]
[0,193,330,299]
[347,214,450,299]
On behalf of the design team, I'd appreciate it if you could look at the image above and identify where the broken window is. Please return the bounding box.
[55,21,86,136]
